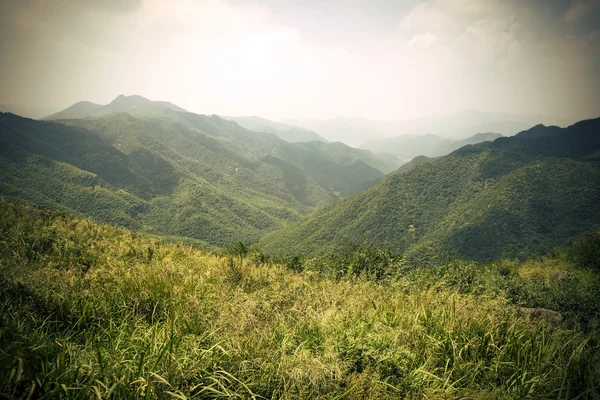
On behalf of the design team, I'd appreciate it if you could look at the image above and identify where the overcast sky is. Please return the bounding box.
[1,0,599,121]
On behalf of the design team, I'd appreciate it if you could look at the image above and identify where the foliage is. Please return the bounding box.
[0,112,331,247]
[263,119,600,262]
[1,199,599,399]
[566,233,600,271]
[0,109,398,249]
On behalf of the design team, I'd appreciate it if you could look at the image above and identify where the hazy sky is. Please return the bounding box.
[1,0,599,121]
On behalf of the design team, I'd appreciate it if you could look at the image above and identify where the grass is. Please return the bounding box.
[1,199,599,399]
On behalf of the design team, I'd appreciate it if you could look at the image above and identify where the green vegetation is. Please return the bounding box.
[1,111,328,247]
[1,96,400,248]
[1,199,599,398]
[270,141,398,196]
[263,119,600,262]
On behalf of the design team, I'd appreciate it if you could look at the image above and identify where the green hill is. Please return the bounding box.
[270,141,401,196]
[1,97,399,247]
[0,111,339,247]
[1,199,599,398]
[261,118,600,262]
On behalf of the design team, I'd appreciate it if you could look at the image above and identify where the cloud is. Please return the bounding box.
[407,32,437,48]
[383,0,600,119]
[564,0,599,23]
[0,0,598,121]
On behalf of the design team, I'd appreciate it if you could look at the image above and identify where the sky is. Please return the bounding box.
[0,0,599,121]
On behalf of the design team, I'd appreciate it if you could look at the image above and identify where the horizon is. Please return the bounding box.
[1,0,599,122]
[1,92,585,128]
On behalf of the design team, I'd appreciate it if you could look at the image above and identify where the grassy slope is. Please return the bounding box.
[1,200,599,399]
[261,119,600,261]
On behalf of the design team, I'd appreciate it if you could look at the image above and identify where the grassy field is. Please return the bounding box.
[1,199,599,399]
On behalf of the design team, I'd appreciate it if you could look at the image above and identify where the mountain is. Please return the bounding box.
[43,94,186,120]
[260,118,600,262]
[286,111,568,148]
[361,132,503,160]
[270,141,401,196]
[47,95,398,180]
[0,111,338,248]
[0,96,399,247]
[379,110,568,139]
[220,115,328,143]
[283,116,386,147]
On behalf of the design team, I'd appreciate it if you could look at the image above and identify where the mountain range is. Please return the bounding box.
[261,118,600,262]
[0,95,399,248]
[219,115,328,143]
[286,110,570,147]
[361,132,504,160]
[1,94,597,262]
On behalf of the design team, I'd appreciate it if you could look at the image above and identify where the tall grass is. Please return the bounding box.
[1,199,599,399]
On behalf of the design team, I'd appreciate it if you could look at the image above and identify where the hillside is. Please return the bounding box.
[361,132,503,160]
[0,100,400,247]
[220,115,328,143]
[1,200,599,398]
[47,95,395,170]
[261,118,600,262]
[0,112,338,247]
[270,141,402,196]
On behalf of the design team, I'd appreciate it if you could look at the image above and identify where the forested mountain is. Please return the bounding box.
[220,115,328,143]
[361,132,502,159]
[0,112,337,248]
[261,118,600,262]
[0,96,400,247]
[270,141,402,196]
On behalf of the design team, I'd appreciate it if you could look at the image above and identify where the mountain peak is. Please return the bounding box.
[515,123,563,139]
[109,94,152,105]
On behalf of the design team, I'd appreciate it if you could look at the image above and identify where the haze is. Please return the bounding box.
[1,0,599,122]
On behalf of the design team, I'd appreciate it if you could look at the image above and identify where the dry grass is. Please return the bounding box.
[1,200,599,399]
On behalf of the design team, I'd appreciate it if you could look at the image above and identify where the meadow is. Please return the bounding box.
[1,199,599,399]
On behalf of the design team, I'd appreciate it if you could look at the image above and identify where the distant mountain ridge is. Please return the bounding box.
[261,118,600,262]
[361,132,503,159]
[220,115,328,143]
[286,110,569,147]
[43,94,187,120]
[0,104,58,119]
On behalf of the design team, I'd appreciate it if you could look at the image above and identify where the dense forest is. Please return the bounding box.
[262,118,600,262]
[0,97,400,248]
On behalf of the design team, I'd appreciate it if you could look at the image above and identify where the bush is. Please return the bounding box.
[567,232,600,270]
